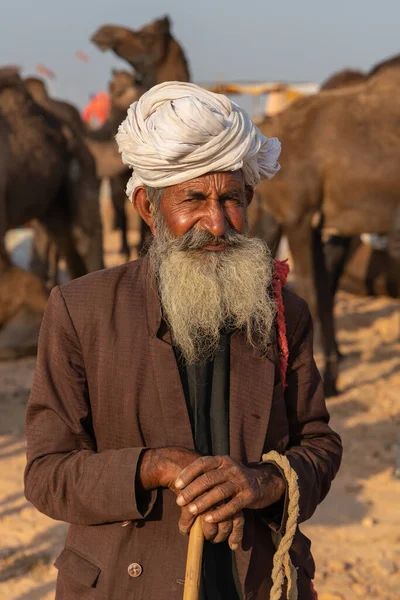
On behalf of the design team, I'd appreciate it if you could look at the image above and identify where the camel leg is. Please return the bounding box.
[324,235,357,359]
[40,211,87,280]
[324,235,354,297]
[111,175,130,259]
[262,216,282,258]
[286,217,339,397]
[247,195,282,256]
[30,220,61,288]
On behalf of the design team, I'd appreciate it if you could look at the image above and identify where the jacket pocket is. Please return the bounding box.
[54,547,101,588]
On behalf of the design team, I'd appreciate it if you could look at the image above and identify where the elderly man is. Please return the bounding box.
[24,82,342,600]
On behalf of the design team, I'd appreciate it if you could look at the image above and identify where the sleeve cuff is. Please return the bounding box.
[256,460,289,533]
[134,449,158,518]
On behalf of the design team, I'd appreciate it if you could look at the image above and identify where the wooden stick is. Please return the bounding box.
[183,518,204,600]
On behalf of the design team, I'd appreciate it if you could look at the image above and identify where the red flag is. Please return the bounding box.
[76,50,89,63]
[36,64,56,80]
[82,91,111,126]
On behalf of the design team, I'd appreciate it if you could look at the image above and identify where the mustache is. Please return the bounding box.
[170,226,248,252]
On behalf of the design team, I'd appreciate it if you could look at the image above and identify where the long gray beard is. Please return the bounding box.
[149,213,277,364]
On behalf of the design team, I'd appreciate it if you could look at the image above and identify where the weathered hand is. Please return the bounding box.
[178,506,245,550]
[174,455,285,525]
[139,447,200,491]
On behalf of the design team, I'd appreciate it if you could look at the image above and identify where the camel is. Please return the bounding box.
[91,16,191,254]
[0,69,104,358]
[257,66,400,395]
[91,16,190,89]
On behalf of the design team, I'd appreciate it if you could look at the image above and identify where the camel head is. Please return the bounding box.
[91,16,172,73]
[91,24,133,52]
[109,69,143,110]
[109,69,137,97]
[24,77,50,103]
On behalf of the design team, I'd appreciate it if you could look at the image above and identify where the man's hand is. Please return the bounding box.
[138,447,200,491]
[174,455,285,525]
[138,448,246,548]
[178,507,245,550]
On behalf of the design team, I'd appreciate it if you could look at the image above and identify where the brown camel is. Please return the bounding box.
[0,69,104,358]
[91,17,191,254]
[91,16,190,90]
[257,65,400,395]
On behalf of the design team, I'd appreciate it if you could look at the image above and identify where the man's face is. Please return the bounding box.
[157,171,253,248]
[144,171,275,364]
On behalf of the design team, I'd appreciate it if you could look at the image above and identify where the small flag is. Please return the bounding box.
[36,64,56,80]
[76,50,89,63]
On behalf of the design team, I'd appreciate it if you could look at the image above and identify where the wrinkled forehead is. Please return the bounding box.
[167,170,247,194]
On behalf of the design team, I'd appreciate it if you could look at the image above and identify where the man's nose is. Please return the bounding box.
[200,203,227,237]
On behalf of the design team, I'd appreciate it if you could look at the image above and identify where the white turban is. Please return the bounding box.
[115,81,281,200]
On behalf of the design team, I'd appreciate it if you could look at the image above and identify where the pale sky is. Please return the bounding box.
[1,0,399,109]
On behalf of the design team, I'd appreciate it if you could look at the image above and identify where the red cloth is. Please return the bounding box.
[82,91,111,125]
[310,579,319,599]
[273,258,290,388]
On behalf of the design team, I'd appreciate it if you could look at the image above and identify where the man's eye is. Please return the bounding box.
[223,196,243,205]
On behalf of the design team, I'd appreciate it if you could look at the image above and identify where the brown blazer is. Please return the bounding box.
[24,255,342,600]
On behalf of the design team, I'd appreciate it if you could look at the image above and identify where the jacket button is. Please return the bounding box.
[128,562,143,578]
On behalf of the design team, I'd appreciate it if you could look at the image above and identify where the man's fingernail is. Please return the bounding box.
[189,504,197,514]
[175,479,184,489]
[230,544,238,551]
[205,515,213,523]
[176,495,185,506]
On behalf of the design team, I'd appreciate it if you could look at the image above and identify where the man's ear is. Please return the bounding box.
[132,186,156,234]
[245,185,254,207]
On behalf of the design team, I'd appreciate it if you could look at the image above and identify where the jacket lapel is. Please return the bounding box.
[229,332,276,464]
[145,257,194,450]
[230,332,276,593]
[149,335,195,449]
